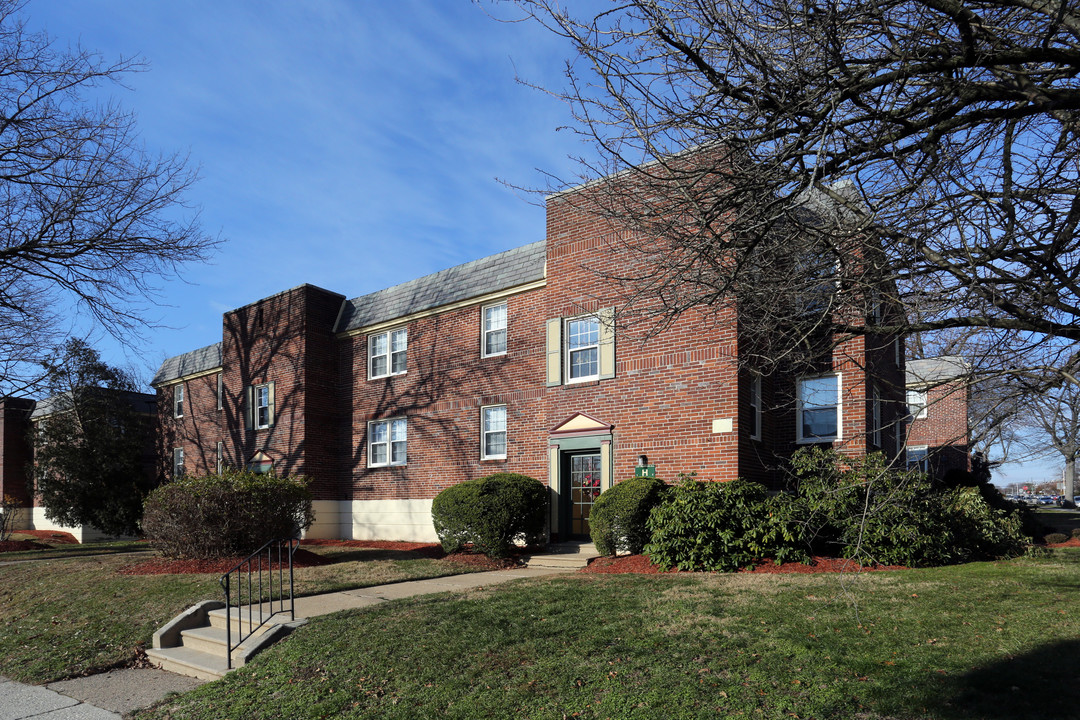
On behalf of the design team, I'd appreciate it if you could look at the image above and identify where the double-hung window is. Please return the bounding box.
[566,316,600,382]
[482,303,507,357]
[748,373,762,441]
[545,309,615,386]
[797,374,841,442]
[907,389,927,419]
[244,383,274,430]
[907,445,929,473]
[368,418,407,467]
[173,385,184,418]
[369,328,408,379]
[481,405,507,460]
[255,385,271,429]
[216,373,223,411]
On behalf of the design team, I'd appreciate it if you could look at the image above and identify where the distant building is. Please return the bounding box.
[0,391,155,542]
[905,356,971,481]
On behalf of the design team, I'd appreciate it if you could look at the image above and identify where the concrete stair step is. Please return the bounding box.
[207,606,295,636]
[522,542,599,569]
[179,625,232,656]
[146,645,229,681]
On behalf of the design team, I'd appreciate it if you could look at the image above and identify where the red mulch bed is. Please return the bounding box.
[0,530,79,553]
[582,554,907,574]
[303,538,445,558]
[1047,537,1080,548]
[115,540,520,576]
[0,539,50,552]
[118,548,334,576]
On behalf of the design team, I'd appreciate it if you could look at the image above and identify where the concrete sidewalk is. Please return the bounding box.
[1,562,584,718]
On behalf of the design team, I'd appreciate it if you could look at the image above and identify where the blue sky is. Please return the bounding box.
[20,1,1061,488]
[26,0,585,379]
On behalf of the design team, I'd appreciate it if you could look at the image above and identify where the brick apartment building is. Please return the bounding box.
[905,356,971,480]
[152,181,909,543]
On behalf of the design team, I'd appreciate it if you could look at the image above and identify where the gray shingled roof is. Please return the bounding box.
[31,389,156,419]
[335,241,546,333]
[907,356,970,386]
[152,342,223,387]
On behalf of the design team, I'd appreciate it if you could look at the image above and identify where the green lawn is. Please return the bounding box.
[0,545,487,683]
[133,550,1080,720]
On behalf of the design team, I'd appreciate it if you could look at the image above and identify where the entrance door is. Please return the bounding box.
[561,451,602,538]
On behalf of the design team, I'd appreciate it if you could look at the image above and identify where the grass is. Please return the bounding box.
[0,545,488,684]
[131,549,1080,720]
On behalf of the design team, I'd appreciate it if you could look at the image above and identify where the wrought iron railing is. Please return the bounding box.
[218,537,299,669]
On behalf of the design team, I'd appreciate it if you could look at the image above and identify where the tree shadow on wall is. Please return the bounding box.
[917,638,1080,720]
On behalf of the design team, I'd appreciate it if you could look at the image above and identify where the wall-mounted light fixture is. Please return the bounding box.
[637,454,648,467]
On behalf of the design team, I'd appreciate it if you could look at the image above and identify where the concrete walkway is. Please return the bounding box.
[0,560,588,718]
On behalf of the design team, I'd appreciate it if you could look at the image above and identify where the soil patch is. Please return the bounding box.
[581,554,906,574]
[117,548,332,576]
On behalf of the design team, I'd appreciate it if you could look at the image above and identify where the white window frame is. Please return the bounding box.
[907,445,929,473]
[796,373,842,443]
[216,373,223,411]
[254,384,271,430]
[369,328,408,379]
[173,447,184,478]
[907,388,928,419]
[481,302,507,358]
[565,315,600,383]
[748,373,762,441]
[368,417,407,467]
[481,404,507,460]
[173,384,184,419]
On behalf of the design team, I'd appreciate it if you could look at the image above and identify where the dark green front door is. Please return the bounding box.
[561,451,602,538]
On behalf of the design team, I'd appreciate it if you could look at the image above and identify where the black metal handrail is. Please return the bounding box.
[218,537,300,669]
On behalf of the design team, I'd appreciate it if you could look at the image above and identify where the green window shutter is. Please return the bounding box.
[545,317,562,387]
[243,386,253,430]
[598,307,616,380]
[267,382,275,427]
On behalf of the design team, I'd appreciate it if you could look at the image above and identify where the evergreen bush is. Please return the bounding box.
[644,476,808,572]
[431,472,548,558]
[1044,532,1069,545]
[589,476,668,556]
[141,468,313,559]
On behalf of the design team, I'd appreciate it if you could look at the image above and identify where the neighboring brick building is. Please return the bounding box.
[0,391,155,541]
[905,356,971,480]
[153,182,907,542]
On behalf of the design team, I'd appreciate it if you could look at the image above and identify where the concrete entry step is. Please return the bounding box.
[145,645,229,682]
[521,541,599,569]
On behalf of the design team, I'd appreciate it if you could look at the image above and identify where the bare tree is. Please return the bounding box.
[515,0,1080,381]
[1015,377,1080,502]
[0,1,216,393]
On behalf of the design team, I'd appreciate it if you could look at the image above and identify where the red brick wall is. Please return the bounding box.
[0,397,34,506]
[907,379,970,476]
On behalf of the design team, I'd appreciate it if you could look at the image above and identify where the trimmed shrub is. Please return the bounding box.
[590,476,668,556]
[141,469,314,559]
[644,476,809,572]
[431,473,548,558]
[1044,532,1069,545]
[1071,527,1080,539]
